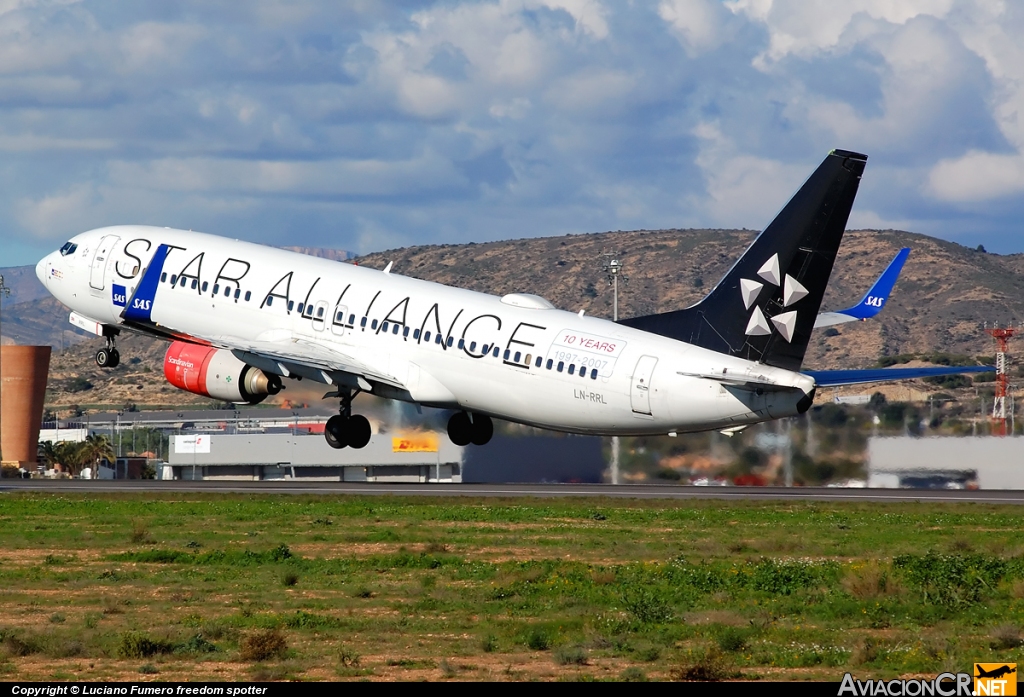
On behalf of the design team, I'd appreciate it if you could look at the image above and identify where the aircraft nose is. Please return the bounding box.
[36,253,51,285]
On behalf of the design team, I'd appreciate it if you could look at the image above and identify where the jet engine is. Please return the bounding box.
[164,341,282,404]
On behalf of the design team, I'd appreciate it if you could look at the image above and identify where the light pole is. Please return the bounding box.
[602,256,628,485]
[0,274,10,463]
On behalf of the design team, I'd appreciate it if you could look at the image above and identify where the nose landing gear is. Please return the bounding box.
[447,412,493,446]
[324,387,371,449]
[95,336,120,368]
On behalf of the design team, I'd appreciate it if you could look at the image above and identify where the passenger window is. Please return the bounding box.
[546,359,553,370]
[201,282,208,292]
[360,317,367,327]
[382,322,389,333]
[447,337,454,347]
[191,279,198,290]
[297,303,304,314]
[213,283,219,294]
[503,349,510,360]
[469,341,476,352]
[424,330,431,342]
[317,307,325,318]
[180,277,186,287]
[234,288,240,300]
[243,290,250,301]
[266,296,273,306]
[348,314,355,324]
[170,275,177,285]
[393,324,399,335]
[493,347,499,358]
[224,286,231,297]
[371,320,378,330]
[535,357,542,368]
[591,368,598,379]
[435,334,442,345]
[458,339,465,350]
[525,354,531,365]
[514,351,521,363]
[413,329,420,340]
[288,300,294,311]
[568,364,575,375]
[580,369,586,379]
[161,273,167,283]
[403,326,409,337]
[336,311,343,322]
[557,361,564,372]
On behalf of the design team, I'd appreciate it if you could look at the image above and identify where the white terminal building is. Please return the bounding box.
[868,437,1024,489]
[167,432,464,483]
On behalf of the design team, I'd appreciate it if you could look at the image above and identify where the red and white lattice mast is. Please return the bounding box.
[986,325,1016,436]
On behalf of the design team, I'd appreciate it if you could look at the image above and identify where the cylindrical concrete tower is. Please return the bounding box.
[1,345,51,470]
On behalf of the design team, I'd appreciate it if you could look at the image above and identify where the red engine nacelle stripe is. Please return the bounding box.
[164,340,219,397]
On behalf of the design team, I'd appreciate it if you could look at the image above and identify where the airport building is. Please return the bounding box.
[166,431,464,482]
[868,436,1024,489]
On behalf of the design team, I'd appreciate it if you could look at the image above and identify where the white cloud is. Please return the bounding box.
[659,0,730,56]
[928,150,1024,202]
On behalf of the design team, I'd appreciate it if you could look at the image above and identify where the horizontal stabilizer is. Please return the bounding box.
[814,247,910,328]
[804,365,994,387]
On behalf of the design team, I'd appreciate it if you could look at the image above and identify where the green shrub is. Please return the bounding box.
[716,627,747,652]
[621,666,648,682]
[117,632,174,659]
[553,645,588,665]
[526,628,550,651]
[239,629,287,662]
[893,553,1006,608]
[621,587,672,624]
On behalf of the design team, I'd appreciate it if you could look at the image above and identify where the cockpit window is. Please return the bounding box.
[59,242,78,256]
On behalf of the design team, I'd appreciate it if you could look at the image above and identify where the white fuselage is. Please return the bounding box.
[37,226,815,436]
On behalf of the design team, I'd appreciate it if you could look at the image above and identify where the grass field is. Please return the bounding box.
[0,493,1022,682]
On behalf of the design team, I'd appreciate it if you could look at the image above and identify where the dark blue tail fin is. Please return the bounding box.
[619,149,867,371]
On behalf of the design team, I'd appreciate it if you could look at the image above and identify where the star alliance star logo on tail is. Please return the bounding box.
[741,253,807,343]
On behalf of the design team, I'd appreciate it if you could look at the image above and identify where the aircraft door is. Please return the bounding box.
[89,235,120,291]
[630,355,658,416]
[331,305,349,337]
[311,300,329,332]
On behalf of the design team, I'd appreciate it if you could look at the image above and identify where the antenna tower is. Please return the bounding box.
[986,325,1016,436]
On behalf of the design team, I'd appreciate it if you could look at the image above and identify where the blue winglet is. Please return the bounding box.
[122,244,172,323]
[804,365,994,387]
[836,247,910,320]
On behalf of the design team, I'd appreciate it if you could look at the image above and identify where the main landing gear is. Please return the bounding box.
[95,336,120,368]
[447,412,493,446]
[324,388,371,450]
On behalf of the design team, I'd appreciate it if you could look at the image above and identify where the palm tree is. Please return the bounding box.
[78,434,115,476]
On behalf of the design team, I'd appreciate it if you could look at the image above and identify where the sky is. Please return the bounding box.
[2,0,1024,267]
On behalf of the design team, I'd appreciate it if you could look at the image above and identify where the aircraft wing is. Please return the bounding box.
[814,248,910,328]
[804,365,994,387]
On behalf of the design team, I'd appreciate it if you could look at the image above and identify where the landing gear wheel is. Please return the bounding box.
[470,414,493,446]
[447,411,473,446]
[107,349,120,368]
[348,415,371,449]
[95,348,113,368]
[325,415,348,449]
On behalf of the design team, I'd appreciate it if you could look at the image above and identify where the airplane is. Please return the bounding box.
[814,247,911,328]
[36,149,992,449]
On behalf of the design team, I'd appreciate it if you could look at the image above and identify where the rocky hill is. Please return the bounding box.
[3,228,1020,413]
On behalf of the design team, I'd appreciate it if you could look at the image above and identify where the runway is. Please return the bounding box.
[2,479,1023,504]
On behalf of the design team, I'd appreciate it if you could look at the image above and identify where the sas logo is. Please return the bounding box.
[975,663,1017,696]
[863,295,885,308]
[112,284,127,307]
[131,298,152,311]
